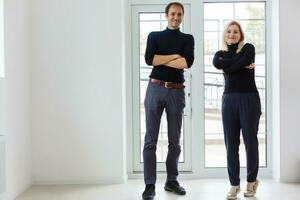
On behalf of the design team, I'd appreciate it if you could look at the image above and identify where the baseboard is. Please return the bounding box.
[33,179,125,185]
[280,177,300,183]
[7,182,33,200]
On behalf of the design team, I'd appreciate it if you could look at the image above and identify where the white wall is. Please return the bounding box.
[2,1,300,198]
[0,0,5,131]
[271,0,280,181]
[278,0,300,182]
[31,0,126,184]
[0,0,4,79]
[3,0,33,199]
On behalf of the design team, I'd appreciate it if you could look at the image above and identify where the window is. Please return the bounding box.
[129,1,270,176]
[204,2,267,167]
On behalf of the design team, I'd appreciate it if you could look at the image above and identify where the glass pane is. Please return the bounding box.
[139,21,161,68]
[139,13,185,163]
[235,3,265,19]
[204,32,219,54]
[204,3,233,20]
[239,20,265,53]
[204,20,219,32]
[204,3,266,168]
[204,55,219,70]
[140,13,161,21]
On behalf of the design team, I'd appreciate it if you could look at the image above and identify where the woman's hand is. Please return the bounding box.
[246,63,255,69]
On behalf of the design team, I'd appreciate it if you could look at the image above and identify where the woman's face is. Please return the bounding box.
[225,25,241,45]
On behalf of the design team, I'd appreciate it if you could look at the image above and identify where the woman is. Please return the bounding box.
[213,20,261,200]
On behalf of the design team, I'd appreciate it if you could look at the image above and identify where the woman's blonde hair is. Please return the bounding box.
[222,20,245,53]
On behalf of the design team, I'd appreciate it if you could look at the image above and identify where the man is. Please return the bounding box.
[142,2,194,200]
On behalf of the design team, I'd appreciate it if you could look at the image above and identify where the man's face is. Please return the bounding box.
[165,5,183,29]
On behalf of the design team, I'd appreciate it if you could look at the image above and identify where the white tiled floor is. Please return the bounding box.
[16,179,300,200]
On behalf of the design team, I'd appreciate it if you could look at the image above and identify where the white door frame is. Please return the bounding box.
[126,0,272,179]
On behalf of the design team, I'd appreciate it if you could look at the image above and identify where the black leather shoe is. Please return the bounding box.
[142,184,155,200]
[164,180,186,195]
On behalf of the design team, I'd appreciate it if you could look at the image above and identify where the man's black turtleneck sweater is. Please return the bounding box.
[213,43,258,93]
[145,27,194,83]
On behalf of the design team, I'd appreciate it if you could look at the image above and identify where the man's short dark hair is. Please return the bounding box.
[165,2,184,15]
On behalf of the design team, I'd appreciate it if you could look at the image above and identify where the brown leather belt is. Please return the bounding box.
[150,78,185,89]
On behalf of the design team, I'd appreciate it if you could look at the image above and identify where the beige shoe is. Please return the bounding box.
[226,185,240,200]
[244,180,259,197]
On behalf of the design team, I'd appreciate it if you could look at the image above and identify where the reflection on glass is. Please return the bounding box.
[235,3,265,19]
[204,20,219,31]
[204,3,234,19]
[204,32,219,54]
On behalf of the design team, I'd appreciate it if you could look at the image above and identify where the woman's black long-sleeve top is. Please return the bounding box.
[213,43,258,93]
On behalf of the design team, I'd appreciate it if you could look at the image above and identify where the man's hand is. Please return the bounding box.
[152,54,181,66]
[165,57,188,69]
[246,63,255,69]
[173,54,182,60]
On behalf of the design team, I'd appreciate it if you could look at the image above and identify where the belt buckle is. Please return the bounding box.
[164,82,171,89]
